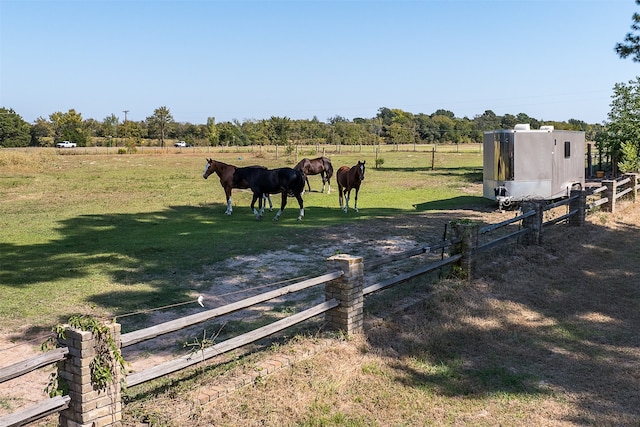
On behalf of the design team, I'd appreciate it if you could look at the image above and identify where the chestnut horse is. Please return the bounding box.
[232,166,305,221]
[293,156,333,193]
[202,158,272,215]
[336,160,366,213]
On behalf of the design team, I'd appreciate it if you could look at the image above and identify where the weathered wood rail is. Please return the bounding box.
[1,173,637,427]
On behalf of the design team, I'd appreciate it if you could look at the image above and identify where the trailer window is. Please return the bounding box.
[564,140,571,158]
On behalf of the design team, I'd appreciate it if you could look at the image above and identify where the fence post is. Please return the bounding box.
[325,254,364,335]
[521,201,544,245]
[449,221,479,280]
[569,190,586,227]
[624,173,638,203]
[57,323,122,427]
[602,179,617,212]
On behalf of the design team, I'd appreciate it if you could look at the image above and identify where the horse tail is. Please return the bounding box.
[324,158,334,179]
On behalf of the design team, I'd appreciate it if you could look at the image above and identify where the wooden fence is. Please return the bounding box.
[1,173,637,427]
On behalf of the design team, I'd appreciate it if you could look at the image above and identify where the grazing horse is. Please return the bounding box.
[232,167,305,221]
[202,158,272,215]
[294,156,334,193]
[336,160,366,213]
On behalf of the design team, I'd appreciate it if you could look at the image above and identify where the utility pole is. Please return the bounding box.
[123,110,129,142]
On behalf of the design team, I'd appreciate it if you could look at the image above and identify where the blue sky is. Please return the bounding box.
[1,0,639,125]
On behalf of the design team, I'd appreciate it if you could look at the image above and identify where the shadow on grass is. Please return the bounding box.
[376,165,483,184]
[364,218,640,424]
[413,195,495,211]
[0,202,421,329]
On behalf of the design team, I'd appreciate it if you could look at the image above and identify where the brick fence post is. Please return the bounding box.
[57,322,122,427]
[449,221,479,281]
[325,254,364,336]
[569,190,586,227]
[602,179,617,213]
[521,201,544,245]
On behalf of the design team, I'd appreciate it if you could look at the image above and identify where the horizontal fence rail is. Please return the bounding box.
[476,228,530,252]
[0,395,71,427]
[363,254,462,295]
[0,347,68,384]
[366,240,453,270]
[121,271,343,348]
[126,299,340,387]
[480,210,534,234]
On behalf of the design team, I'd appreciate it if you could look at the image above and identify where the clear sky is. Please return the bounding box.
[1,0,639,125]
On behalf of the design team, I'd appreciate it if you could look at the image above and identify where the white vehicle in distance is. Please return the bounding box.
[55,140,77,148]
[174,141,187,147]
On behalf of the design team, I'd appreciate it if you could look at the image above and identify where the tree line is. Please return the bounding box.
[0,105,598,150]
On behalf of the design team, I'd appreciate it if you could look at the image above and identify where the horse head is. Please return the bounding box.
[203,158,214,179]
[357,160,366,181]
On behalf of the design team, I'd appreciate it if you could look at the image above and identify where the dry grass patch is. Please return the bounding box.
[134,205,639,427]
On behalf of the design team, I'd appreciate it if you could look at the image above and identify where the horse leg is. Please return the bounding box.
[265,194,273,211]
[259,194,266,216]
[353,187,360,212]
[273,192,287,221]
[343,189,350,213]
[251,193,263,220]
[294,192,304,221]
[320,172,326,193]
[338,185,345,210]
[225,187,233,215]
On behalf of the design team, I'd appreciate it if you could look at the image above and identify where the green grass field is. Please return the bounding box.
[3,147,640,427]
[0,147,488,333]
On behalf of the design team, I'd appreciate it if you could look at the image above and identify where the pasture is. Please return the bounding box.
[2,146,639,426]
[0,147,487,333]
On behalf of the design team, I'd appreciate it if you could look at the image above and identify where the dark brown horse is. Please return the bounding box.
[294,156,333,193]
[202,158,272,215]
[336,160,366,213]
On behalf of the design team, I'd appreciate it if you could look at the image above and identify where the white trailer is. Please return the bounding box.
[483,124,585,209]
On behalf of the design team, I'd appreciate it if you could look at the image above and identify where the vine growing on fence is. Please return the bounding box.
[45,314,126,395]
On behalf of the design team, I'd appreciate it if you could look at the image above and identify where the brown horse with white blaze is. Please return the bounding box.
[336,160,365,213]
[202,158,272,215]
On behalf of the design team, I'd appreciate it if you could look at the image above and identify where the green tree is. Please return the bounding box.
[31,117,52,146]
[217,121,242,146]
[501,113,518,129]
[49,109,88,146]
[615,0,640,62]
[100,114,119,144]
[206,117,219,146]
[0,108,31,147]
[604,77,640,174]
[473,110,501,131]
[267,116,291,148]
[146,106,173,148]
